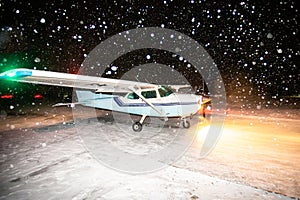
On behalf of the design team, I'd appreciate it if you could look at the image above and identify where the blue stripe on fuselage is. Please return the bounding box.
[113,97,197,107]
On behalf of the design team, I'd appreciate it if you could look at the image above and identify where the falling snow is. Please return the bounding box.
[0,2,299,199]
[0,1,299,109]
[40,18,46,23]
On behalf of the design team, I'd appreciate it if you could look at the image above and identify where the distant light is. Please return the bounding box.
[1,94,13,99]
[34,94,43,99]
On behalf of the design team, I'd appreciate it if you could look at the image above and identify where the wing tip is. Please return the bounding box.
[0,68,32,79]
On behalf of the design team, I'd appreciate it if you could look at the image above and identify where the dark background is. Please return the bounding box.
[0,0,299,109]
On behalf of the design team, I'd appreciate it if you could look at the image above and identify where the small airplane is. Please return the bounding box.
[0,68,211,131]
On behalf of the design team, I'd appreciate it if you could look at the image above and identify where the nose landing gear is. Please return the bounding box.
[182,118,190,128]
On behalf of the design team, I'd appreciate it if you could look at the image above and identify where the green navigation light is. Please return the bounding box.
[0,69,32,79]
[6,71,16,77]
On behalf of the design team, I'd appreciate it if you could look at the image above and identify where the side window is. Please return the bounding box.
[141,90,157,99]
[158,86,174,97]
[127,93,139,99]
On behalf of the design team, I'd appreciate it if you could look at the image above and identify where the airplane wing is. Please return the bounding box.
[0,68,156,93]
[169,84,192,92]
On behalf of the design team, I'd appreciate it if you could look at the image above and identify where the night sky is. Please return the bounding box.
[0,0,299,107]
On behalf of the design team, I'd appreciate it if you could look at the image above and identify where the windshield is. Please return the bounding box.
[158,86,174,97]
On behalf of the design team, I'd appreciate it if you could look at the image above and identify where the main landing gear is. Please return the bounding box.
[132,122,143,132]
[132,115,147,132]
[132,115,191,132]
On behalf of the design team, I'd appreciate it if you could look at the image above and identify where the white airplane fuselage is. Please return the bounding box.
[76,86,200,118]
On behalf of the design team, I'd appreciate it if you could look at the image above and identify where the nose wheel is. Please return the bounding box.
[182,118,190,129]
[182,120,190,128]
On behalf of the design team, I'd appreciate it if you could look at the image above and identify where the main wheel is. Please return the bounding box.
[132,122,143,132]
[183,120,190,128]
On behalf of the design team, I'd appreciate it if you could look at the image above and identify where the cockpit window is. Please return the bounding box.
[127,92,139,99]
[158,86,174,97]
[141,90,157,99]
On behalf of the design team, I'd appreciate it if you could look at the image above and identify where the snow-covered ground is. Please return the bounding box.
[0,105,299,199]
